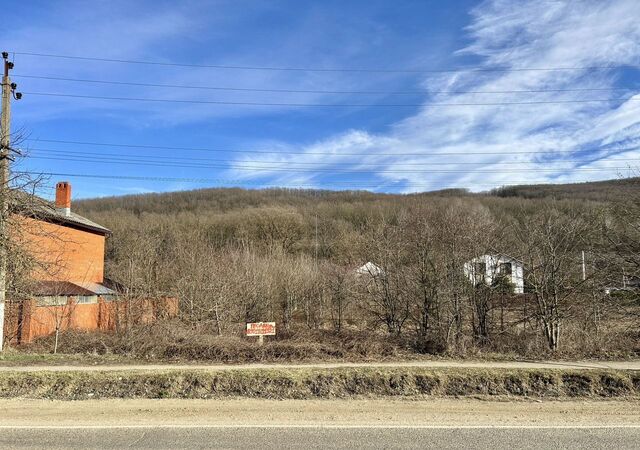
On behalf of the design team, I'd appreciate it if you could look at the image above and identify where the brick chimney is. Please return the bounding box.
[55,181,71,216]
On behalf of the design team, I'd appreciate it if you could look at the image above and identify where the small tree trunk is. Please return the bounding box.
[53,328,59,354]
[553,321,560,351]
[214,301,222,336]
[544,319,560,351]
[500,294,505,332]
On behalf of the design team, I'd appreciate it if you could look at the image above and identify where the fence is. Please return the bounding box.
[3,296,179,345]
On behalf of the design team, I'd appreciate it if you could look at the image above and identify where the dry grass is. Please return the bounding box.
[0,367,638,400]
[24,321,413,363]
[20,319,640,363]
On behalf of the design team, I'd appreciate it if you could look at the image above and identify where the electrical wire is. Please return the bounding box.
[20,154,631,174]
[13,51,629,74]
[22,91,639,107]
[25,147,640,167]
[16,171,595,188]
[23,138,594,157]
[13,74,637,96]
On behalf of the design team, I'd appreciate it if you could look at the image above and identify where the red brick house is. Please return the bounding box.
[3,181,177,345]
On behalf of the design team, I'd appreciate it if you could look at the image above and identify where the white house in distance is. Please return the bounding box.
[355,261,384,277]
[463,254,525,294]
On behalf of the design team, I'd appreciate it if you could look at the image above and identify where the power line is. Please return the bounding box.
[13,52,628,74]
[22,138,613,157]
[26,148,640,167]
[17,171,594,188]
[23,91,638,107]
[14,74,637,96]
[21,154,630,174]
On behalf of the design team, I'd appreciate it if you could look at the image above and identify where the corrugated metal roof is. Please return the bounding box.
[32,281,117,296]
[74,281,117,296]
[32,281,95,296]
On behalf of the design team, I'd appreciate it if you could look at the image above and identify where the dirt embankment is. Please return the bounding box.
[0,367,639,400]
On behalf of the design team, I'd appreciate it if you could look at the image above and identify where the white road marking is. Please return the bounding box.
[0,425,639,430]
[1,360,639,371]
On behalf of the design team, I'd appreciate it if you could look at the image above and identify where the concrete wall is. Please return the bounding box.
[4,297,179,345]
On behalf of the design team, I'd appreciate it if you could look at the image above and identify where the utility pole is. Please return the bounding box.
[0,52,22,352]
[314,214,318,266]
[581,250,586,281]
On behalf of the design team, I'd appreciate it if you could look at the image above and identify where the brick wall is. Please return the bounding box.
[16,216,106,283]
[5,297,179,345]
[4,213,181,345]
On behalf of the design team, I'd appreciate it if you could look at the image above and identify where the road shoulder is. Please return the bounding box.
[1,398,639,428]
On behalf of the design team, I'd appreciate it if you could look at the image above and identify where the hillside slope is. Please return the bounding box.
[75,178,636,215]
[489,177,639,202]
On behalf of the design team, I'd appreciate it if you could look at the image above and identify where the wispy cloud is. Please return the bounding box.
[7,0,640,194]
[226,0,640,192]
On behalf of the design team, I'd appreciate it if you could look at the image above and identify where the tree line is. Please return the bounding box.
[74,183,640,356]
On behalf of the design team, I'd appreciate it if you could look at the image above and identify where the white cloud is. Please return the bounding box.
[227,0,640,192]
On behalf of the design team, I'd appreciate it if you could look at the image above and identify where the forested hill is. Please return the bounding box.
[68,176,639,359]
[74,178,636,216]
[74,187,473,216]
[489,177,640,202]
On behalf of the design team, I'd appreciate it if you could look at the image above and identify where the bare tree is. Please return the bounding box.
[3,164,72,348]
[514,206,590,351]
[404,206,444,348]
[325,263,353,331]
[357,214,411,336]
[41,286,78,354]
[605,177,640,329]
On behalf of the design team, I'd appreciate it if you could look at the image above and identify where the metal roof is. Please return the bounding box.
[74,281,117,296]
[31,281,117,296]
[467,253,525,265]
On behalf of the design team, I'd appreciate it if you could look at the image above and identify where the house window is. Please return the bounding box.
[75,295,99,305]
[499,262,512,276]
[474,262,486,283]
[37,296,69,307]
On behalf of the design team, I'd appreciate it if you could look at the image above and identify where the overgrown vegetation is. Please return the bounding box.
[48,177,639,360]
[0,367,638,400]
[28,322,412,363]
[26,320,639,362]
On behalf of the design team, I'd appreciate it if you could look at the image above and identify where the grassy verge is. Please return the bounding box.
[0,368,638,400]
[18,325,640,363]
[0,352,140,367]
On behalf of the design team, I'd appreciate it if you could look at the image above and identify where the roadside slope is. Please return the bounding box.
[0,366,638,400]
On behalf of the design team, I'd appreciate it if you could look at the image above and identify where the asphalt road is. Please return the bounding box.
[1,426,639,449]
[2,398,637,449]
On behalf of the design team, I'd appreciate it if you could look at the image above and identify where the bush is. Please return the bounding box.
[24,321,413,363]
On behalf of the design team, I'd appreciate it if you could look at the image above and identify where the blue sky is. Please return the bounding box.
[4,0,640,199]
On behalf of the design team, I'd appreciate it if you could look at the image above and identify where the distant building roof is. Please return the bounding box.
[466,253,524,265]
[355,261,384,276]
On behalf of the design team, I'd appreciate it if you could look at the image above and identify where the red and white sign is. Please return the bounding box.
[246,322,276,336]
